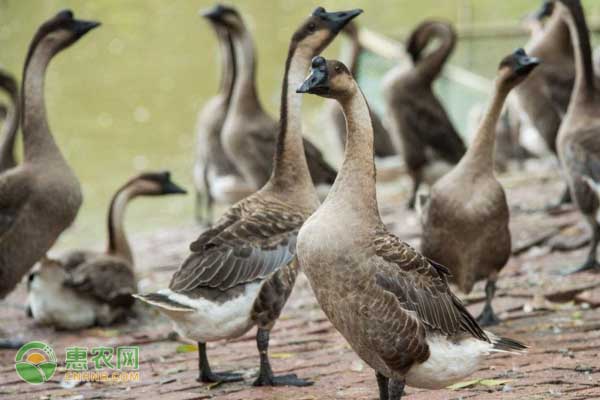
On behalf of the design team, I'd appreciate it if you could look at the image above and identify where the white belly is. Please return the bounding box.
[28,279,98,330]
[405,335,493,389]
[158,282,261,342]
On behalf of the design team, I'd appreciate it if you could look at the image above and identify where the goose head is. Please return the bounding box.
[297,56,355,100]
[202,4,245,34]
[290,7,362,55]
[533,0,555,21]
[126,171,187,197]
[497,48,541,89]
[405,20,455,63]
[26,10,100,62]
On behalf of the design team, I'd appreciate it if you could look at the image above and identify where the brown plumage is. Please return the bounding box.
[26,172,186,329]
[383,20,466,208]
[421,49,540,326]
[134,6,362,387]
[297,56,525,400]
[514,1,575,156]
[555,0,600,273]
[328,22,396,158]
[213,6,337,190]
[194,15,252,225]
[0,69,19,172]
[0,10,99,298]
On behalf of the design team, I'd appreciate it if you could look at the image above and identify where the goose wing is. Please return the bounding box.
[169,197,305,292]
[0,168,33,239]
[303,138,337,185]
[64,256,136,307]
[565,129,600,183]
[406,96,466,163]
[372,228,487,342]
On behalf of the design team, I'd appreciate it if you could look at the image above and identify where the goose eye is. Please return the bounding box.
[335,66,342,73]
[307,23,316,32]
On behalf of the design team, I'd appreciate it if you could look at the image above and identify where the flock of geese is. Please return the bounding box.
[0,1,599,399]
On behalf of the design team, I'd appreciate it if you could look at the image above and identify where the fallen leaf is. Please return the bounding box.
[350,360,364,372]
[479,379,512,387]
[447,379,480,390]
[270,352,295,359]
[175,344,198,353]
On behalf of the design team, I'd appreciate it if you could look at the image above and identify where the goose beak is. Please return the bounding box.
[162,181,187,195]
[297,56,329,95]
[312,7,363,33]
[72,19,101,37]
[514,48,540,75]
[533,0,554,20]
[202,5,225,21]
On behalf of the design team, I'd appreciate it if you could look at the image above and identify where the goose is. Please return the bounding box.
[328,22,396,158]
[555,0,600,274]
[514,0,573,156]
[383,20,466,209]
[194,11,253,225]
[134,6,362,387]
[421,49,540,326]
[0,10,98,298]
[0,69,19,172]
[296,55,526,400]
[26,172,186,329]
[213,5,337,191]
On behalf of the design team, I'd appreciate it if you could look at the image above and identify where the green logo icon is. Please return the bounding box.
[15,341,57,384]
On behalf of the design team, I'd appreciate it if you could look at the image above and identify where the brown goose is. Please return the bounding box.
[421,49,540,326]
[514,0,574,156]
[328,22,396,158]
[214,5,337,191]
[26,172,186,329]
[383,20,466,209]
[134,7,361,387]
[0,70,19,172]
[555,0,600,273]
[0,10,98,298]
[296,55,526,400]
[194,11,252,225]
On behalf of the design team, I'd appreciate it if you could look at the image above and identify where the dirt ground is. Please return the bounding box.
[2,160,600,400]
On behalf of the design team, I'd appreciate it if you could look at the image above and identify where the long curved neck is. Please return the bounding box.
[216,28,236,101]
[415,23,455,82]
[536,11,572,55]
[329,85,379,223]
[229,25,261,114]
[22,39,62,162]
[461,80,510,174]
[106,185,135,264]
[559,1,596,104]
[0,86,19,169]
[268,45,314,192]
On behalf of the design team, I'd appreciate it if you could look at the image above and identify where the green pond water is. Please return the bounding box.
[0,0,599,250]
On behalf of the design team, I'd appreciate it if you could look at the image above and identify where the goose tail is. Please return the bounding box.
[133,291,195,313]
[486,331,528,354]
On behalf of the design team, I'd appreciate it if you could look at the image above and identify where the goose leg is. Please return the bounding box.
[253,328,312,387]
[565,216,600,274]
[376,372,389,400]
[388,378,406,400]
[407,173,421,210]
[477,277,501,326]
[197,342,243,383]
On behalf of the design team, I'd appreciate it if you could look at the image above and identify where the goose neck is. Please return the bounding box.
[22,40,61,162]
[0,86,19,168]
[329,85,379,222]
[107,185,135,265]
[268,45,315,193]
[461,81,510,173]
[559,1,596,104]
